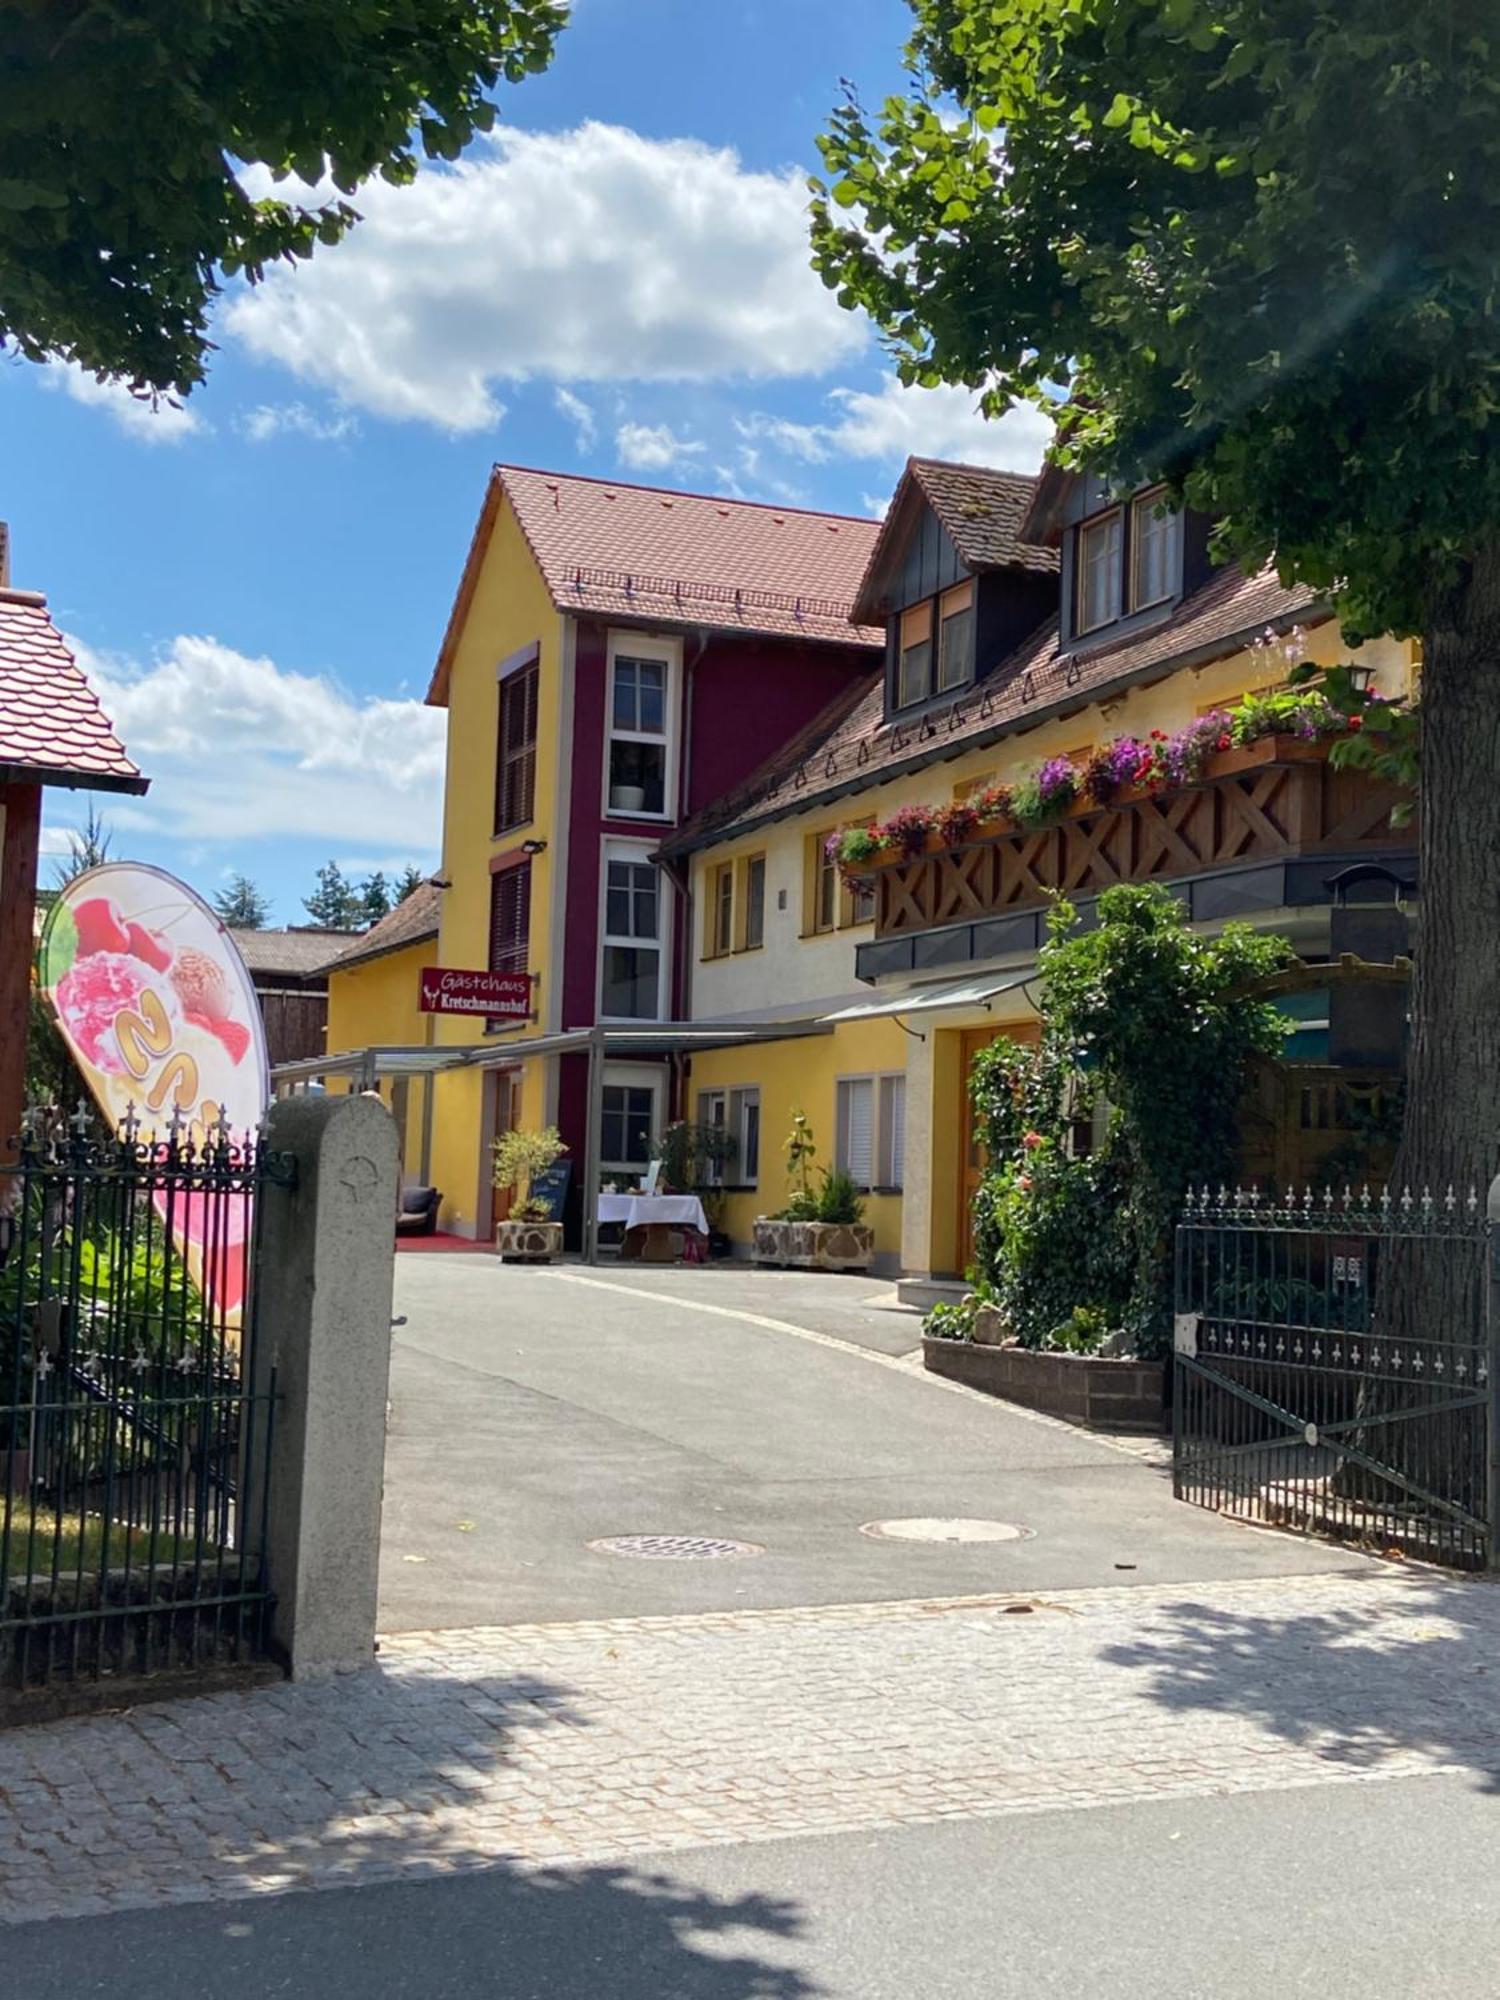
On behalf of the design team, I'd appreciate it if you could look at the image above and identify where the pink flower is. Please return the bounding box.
[1022,1129,1045,1151]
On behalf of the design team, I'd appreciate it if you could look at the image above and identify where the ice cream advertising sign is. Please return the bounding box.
[38,864,270,1323]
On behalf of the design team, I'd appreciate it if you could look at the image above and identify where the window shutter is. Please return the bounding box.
[495,662,539,833]
[838,1078,874,1186]
[489,861,531,975]
[884,1076,906,1188]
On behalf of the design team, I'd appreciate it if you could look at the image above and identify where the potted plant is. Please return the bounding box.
[753,1117,876,1272]
[492,1126,567,1262]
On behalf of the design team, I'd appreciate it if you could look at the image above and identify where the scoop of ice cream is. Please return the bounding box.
[170,948,229,1023]
[55,953,145,1072]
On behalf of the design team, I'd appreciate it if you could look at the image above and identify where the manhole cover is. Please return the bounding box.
[859,1518,1033,1544]
[587,1534,765,1561]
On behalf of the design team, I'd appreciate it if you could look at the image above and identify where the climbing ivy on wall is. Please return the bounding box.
[969,884,1291,1356]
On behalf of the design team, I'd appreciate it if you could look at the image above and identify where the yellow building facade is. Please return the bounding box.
[679,600,1415,1285]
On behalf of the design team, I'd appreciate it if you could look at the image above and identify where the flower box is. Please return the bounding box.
[494,1219,563,1264]
[923,1333,1165,1433]
[751,1218,875,1273]
[843,734,1335,874]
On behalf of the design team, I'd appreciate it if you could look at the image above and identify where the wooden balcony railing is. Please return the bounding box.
[867,738,1411,942]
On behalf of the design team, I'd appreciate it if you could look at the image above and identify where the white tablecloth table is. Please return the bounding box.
[596,1193,709,1234]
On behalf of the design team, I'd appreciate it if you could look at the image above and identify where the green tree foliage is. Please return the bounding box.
[492,1125,566,1220]
[50,802,111,887]
[968,886,1289,1355]
[813,2,1500,1182]
[0,0,567,395]
[358,871,392,926]
[302,859,361,929]
[212,874,270,928]
[395,864,428,903]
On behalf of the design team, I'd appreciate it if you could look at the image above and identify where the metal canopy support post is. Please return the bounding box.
[582,1025,605,1267]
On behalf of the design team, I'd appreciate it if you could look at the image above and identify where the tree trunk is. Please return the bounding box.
[1398,538,1500,1196]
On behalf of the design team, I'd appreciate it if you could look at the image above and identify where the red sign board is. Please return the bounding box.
[419,966,534,1018]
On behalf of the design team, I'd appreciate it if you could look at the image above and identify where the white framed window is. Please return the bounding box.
[836,1073,906,1190]
[1131,488,1175,610]
[600,1063,664,1176]
[697,1086,761,1187]
[605,632,679,820]
[1076,509,1123,635]
[600,839,667,1020]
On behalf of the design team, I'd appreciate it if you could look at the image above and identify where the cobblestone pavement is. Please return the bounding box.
[4,1566,1500,1926]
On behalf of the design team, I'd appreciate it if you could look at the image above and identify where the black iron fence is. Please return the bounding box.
[0,1109,290,1699]
[1174,1185,1492,1568]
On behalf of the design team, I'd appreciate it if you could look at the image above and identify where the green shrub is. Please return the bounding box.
[924,1294,981,1341]
[967,884,1291,1358]
[816,1167,865,1226]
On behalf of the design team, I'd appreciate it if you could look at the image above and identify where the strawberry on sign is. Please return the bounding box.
[37,863,270,1327]
[418,967,534,1017]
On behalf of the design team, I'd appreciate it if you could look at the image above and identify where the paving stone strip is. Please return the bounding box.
[2,1567,1498,1925]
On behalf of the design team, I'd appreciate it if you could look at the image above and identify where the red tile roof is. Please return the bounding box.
[331,880,443,972]
[428,466,883,705]
[666,561,1327,855]
[852,460,1057,625]
[0,589,145,792]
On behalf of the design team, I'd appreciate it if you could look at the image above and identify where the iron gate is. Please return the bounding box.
[1174,1185,1493,1568]
[0,1109,289,1700]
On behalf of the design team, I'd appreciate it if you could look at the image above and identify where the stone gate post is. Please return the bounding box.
[252,1092,399,1677]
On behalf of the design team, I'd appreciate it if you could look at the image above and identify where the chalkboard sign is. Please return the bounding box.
[527,1160,573,1223]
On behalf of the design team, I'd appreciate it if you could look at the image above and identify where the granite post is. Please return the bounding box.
[252,1092,399,1677]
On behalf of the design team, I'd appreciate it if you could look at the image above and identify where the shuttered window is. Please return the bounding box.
[836,1078,875,1187]
[837,1073,907,1190]
[489,862,531,975]
[494,661,539,834]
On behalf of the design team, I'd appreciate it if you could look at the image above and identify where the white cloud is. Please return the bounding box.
[38,361,205,444]
[738,376,1052,484]
[237,401,358,444]
[615,420,705,471]
[554,387,597,451]
[70,634,445,855]
[734,412,832,464]
[225,123,867,430]
[823,376,1053,471]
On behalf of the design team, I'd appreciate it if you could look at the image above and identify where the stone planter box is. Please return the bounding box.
[494,1219,563,1264]
[751,1218,876,1273]
[923,1334,1165,1433]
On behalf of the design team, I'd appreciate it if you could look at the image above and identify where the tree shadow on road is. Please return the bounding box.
[10,1853,820,1999]
[1098,1569,1500,1787]
[0,1653,821,1995]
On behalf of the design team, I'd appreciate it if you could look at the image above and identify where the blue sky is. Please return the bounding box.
[7,0,1049,925]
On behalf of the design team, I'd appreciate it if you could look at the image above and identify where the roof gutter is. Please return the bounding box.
[0,762,150,797]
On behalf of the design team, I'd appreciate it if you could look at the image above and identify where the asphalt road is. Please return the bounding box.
[14,1772,1500,1998]
[378,1256,1360,1632]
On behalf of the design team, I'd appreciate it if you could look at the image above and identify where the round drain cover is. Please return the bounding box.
[588,1534,764,1561]
[860,1517,1033,1544]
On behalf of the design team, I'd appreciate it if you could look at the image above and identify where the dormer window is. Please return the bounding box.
[894,578,976,709]
[898,602,933,705]
[1066,485,1184,646]
[1131,489,1174,609]
[1076,509,1123,634]
[936,580,975,692]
